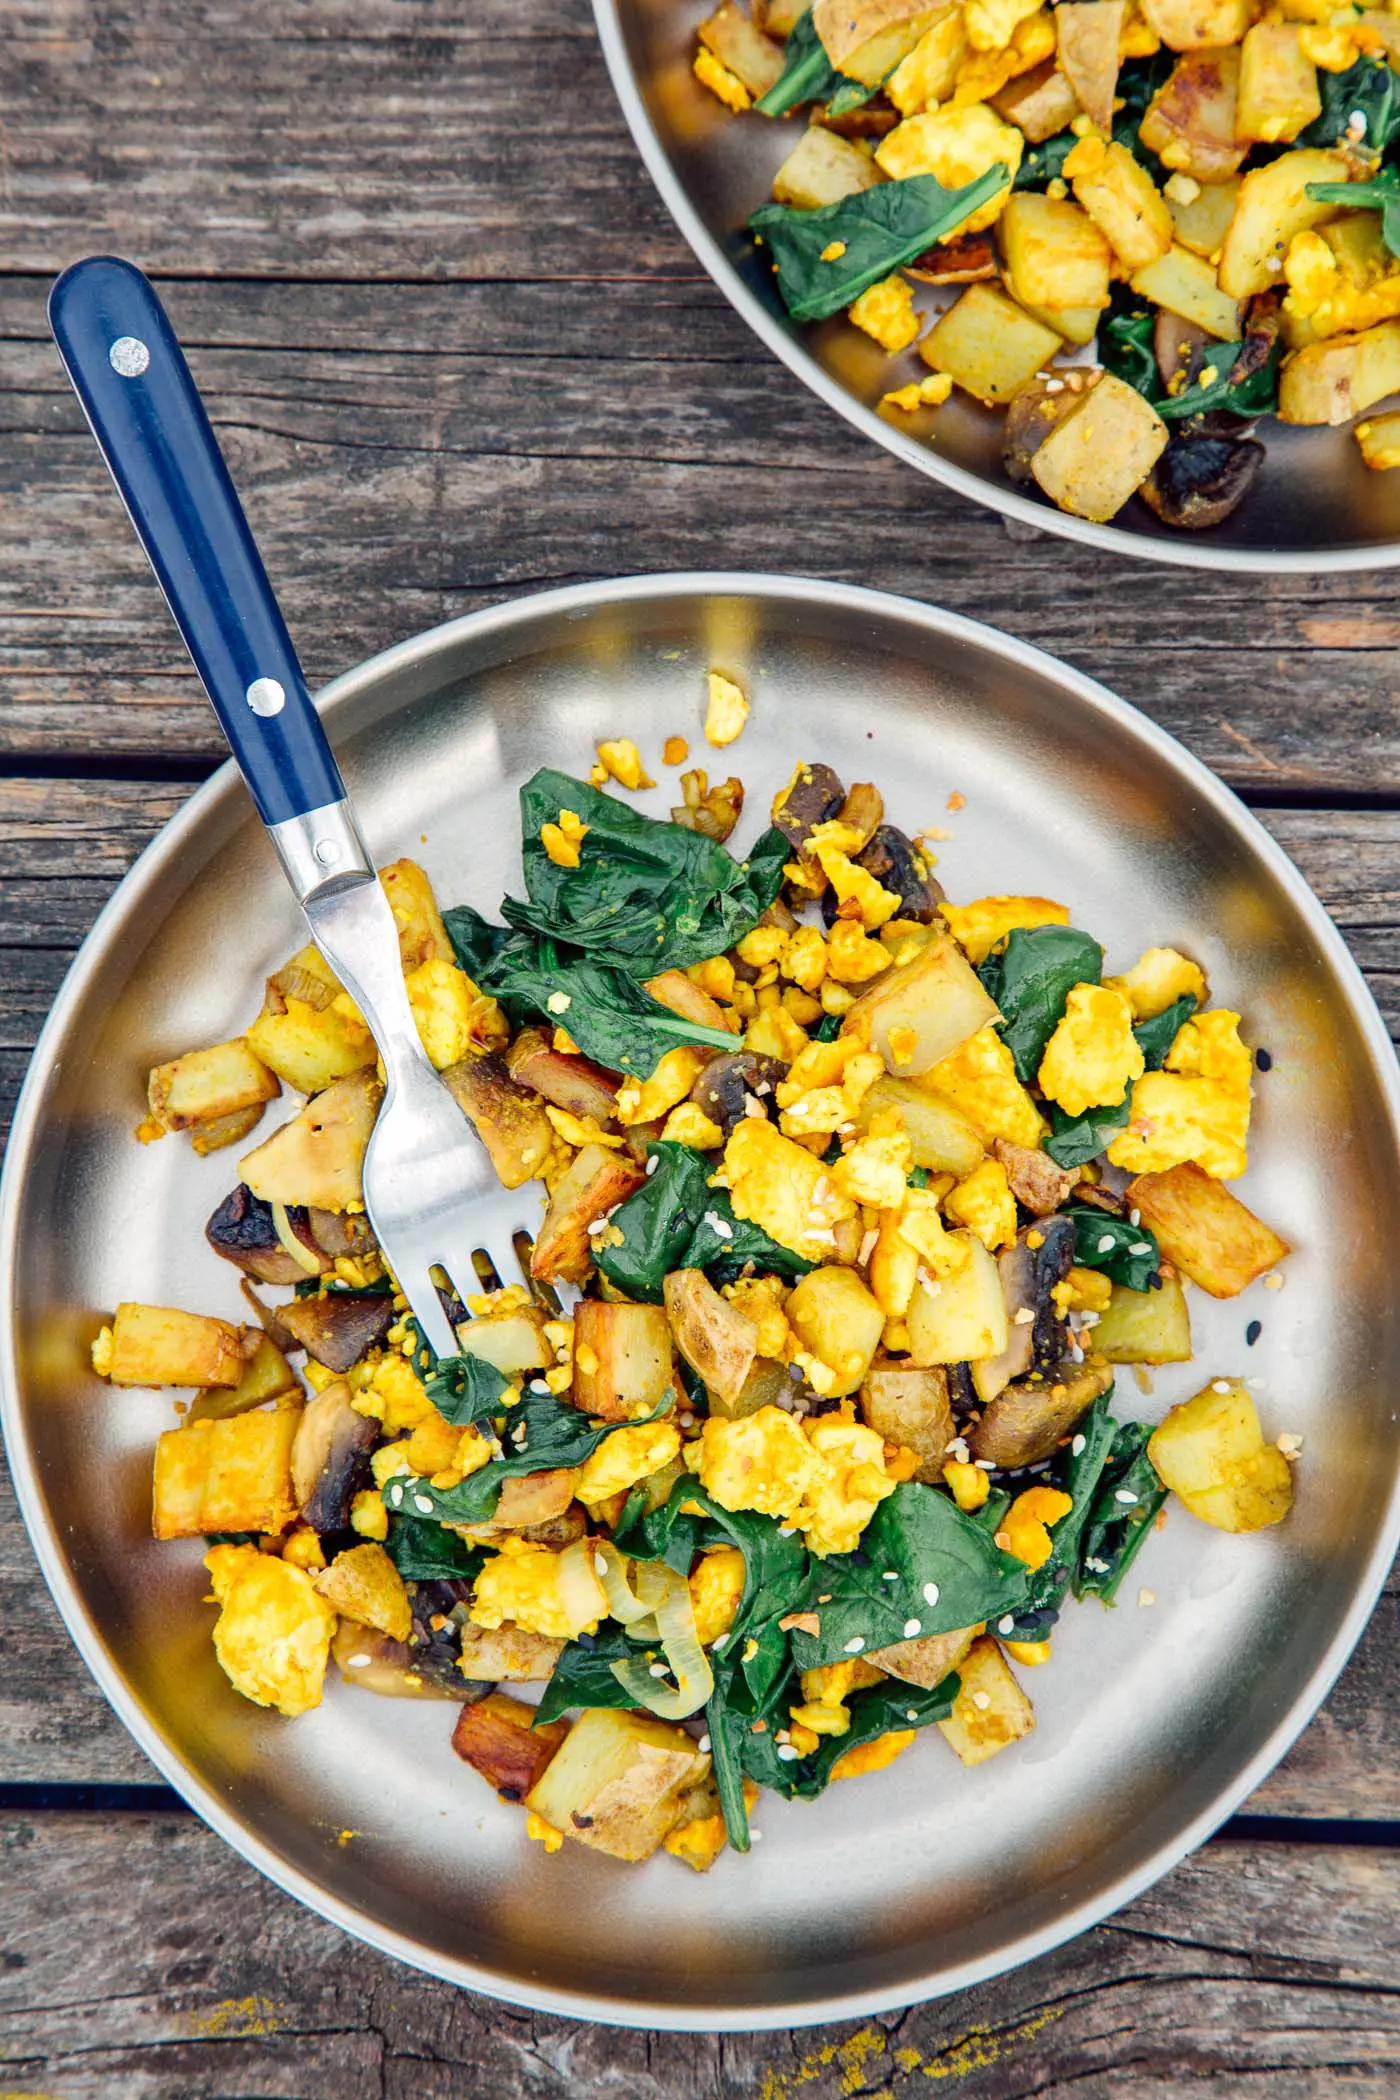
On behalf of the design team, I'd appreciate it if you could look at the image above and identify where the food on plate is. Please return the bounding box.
[695,0,1400,526]
[94,733,1295,1867]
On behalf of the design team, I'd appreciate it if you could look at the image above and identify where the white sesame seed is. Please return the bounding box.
[903,1618,922,1638]
[1212,1379,1233,1394]
[1044,377,1064,393]
[1115,1489,1138,1505]
[712,1634,729,1651]
[546,991,572,1014]
[390,1482,404,1505]
[650,1662,669,1678]
[346,1653,372,1667]
[749,1829,764,1842]
[777,1744,801,1761]
[645,1154,660,1176]
[906,1708,920,1721]
[703,1210,734,1240]
[1071,1434,1087,1456]
[1129,1208,1141,1227]
[529,1377,550,1394]
[1263,1272,1283,1290]
[413,1493,434,1515]
[698,1734,712,1752]
[972,1692,991,1710]
[1097,1234,1115,1254]
[922,1582,940,1607]
[881,1570,899,1581]
[1080,1311,1101,1328]
[1138,1587,1156,1608]
[946,1436,970,1465]
[1013,1306,1035,1325]
[1127,1242,1151,1256]
[1084,1556,1111,1574]
[974,1459,996,1470]
[998,1614,1015,1634]
[743,1092,766,1119]
[844,1635,866,1653]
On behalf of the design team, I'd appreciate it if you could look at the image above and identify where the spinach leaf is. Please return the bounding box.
[505,770,789,974]
[706,1671,758,1851]
[1307,173,1400,261]
[999,1390,1120,1639]
[826,73,880,115]
[1303,56,1400,151]
[1133,992,1196,1070]
[755,7,840,115]
[785,1481,1030,1669]
[596,1140,813,1301]
[1065,1206,1160,1290]
[1044,1099,1132,1169]
[383,1513,485,1583]
[740,1670,959,1798]
[979,924,1104,1082]
[441,903,512,986]
[534,1624,640,1725]
[204,1530,258,1547]
[750,166,1009,323]
[1156,337,1280,422]
[1099,294,1159,398]
[422,1349,512,1429]
[1075,1420,1168,1604]
[1014,130,1075,189]
[385,1391,673,1525]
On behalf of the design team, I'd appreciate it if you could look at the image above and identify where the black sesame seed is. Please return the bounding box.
[1255,1048,1273,1072]
[1246,1319,1262,1347]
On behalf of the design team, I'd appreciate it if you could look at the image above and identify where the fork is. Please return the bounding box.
[50,256,528,1360]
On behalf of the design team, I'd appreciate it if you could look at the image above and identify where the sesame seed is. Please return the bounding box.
[698,1734,712,1752]
[1138,1587,1156,1608]
[749,1830,764,1842]
[1246,1320,1261,1347]
[390,1482,404,1505]
[972,1692,991,1710]
[1080,1311,1101,1328]
[778,1524,796,1536]
[1084,1556,1110,1574]
[1212,1380,1232,1394]
[1097,1235,1115,1254]
[1129,1208,1141,1227]
[922,1582,940,1606]
[1115,1489,1138,1505]
[529,1377,550,1393]
[906,1708,920,1721]
[650,1663,670,1679]
[645,1154,660,1176]
[973,1459,996,1470]
[546,991,572,1014]
[712,1634,729,1651]
[347,1653,371,1667]
[858,1229,879,1265]
[414,1493,434,1515]
[1128,1242,1151,1256]
[946,1436,969,1464]
[903,1618,922,1638]
[1255,1047,1273,1072]
[1071,1434,1086,1456]
[998,1614,1015,1634]
[1013,1306,1035,1325]
[777,1744,801,1761]
[844,1635,866,1653]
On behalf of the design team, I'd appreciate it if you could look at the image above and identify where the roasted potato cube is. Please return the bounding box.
[814,0,946,81]
[458,1303,553,1376]
[1130,242,1241,338]
[314,1542,411,1641]
[644,969,734,1033]
[1054,1,1123,132]
[991,60,1081,143]
[380,857,454,972]
[1000,192,1113,313]
[1168,176,1241,257]
[860,1362,953,1481]
[871,1620,978,1688]
[1139,49,1247,185]
[525,1706,710,1862]
[441,1054,554,1191]
[842,931,1000,1075]
[1030,370,1169,523]
[205,1541,336,1717]
[147,1038,280,1136]
[531,1143,648,1284]
[773,125,884,210]
[1091,1274,1193,1362]
[152,1418,213,1538]
[663,1269,758,1410]
[1127,1162,1288,1296]
[698,0,784,94]
[936,1635,1034,1765]
[755,0,806,29]
[1139,0,1247,48]
[1356,410,1400,471]
[239,1070,382,1212]
[572,1299,675,1421]
[189,1329,299,1422]
[469,1468,582,1539]
[103,1301,244,1388]
[454,1690,567,1800]
[1235,21,1319,145]
[921,283,1063,406]
[1148,1375,1294,1531]
[243,1000,375,1096]
[907,1235,1009,1364]
[154,1407,299,1539]
[457,1622,566,1681]
[1278,321,1400,427]
[968,1356,1112,1467]
[1066,137,1172,271]
[787,1266,885,1397]
[1218,148,1350,299]
[505,1027,621,1127]
[855,1077,985,1175]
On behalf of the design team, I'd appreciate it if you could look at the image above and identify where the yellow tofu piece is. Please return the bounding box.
[699,1404,822,1521]
[577,1418,682,1504]
[830,1729,917,1780]
[1037,982,1145,1116]
[797,1418,898,1556]
[405,958,506,1070]
[848,273,923,352]
[469,1542,608,1641]
[876,104,1024,233]
[923,1024,1047,1147]
[245,997,376,1095]
[694,44,752,110]
[1107,1069,1249,1178]
[1103,944,1207,1018]
[688,1546,747,1648]
[706,671,749,748]
[888,12,968,112]
[940,894,1069,965]
[105,1302,245,1389]
[1001,1484,1074,1569]
[943,1157,1017,1249]
[204,1543,337,1717]
[718,1118,858,1261]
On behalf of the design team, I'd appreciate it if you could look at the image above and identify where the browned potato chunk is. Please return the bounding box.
[505,1027,621,1127]
[937,1636,1035,1765]
[1000,192,1113,312]
[859,1362,953,1481]
[908,1237,1009,1364]
[524,1707,710,1861]
[1138,0,1247,49]
[457,1622,566,1681]
[663,1268,758,1410]
[1130,243,1240,339]
[147,1038,280,1136]
[870,1620,978,1688]
[572,1299,675,1421]
[773,126,885,210]
[1054,1,1124,131]
[1217,147,1350,299]
[856,1078,984,1175]
[1091,1275,1193,1362]
[921,284,1063,407]
[314,1542,412,1641]
[1127,1162,1288,1296]
[441,1053,554,1191]
[532,1144,648,1284]
[1278,322,1400,427]
[843,932,1000,1075]
[458,1302,554,1377]
[1149,1376,1294,1531]
[992,60,1081,142]
[1030,370,1169,523]
[967,1356,1112,1467]
[467,1468,582,1540]
[698,0,785,93]
[1235,21,1320,144]
[814,0,944,79]
[153,1408,300,1539]
[643,969,734,1033]
[1139,49,1247,185]
[102,1302,244,1388]
[787,1267,884,1397]
[1002,373,1093,485]
[454,1691,567,1801]
[239,1070,382,1212]
[380,858,455,971]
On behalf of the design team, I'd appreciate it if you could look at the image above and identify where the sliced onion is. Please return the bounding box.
[556,1536,609,1636]
[610,1575,713,1721]
[592,1540,654,1626]
[270,1200,323,1277]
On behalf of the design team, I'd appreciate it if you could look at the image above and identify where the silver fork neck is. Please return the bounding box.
[267,798,376,907]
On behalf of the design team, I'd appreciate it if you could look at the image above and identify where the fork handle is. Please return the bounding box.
[48,255,360,865]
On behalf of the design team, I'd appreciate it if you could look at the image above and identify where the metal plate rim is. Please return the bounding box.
[3,569,1399,2029]
[590,0,1400,577]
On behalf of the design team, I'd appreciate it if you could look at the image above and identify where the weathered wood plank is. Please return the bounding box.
[0,1815,1396,2095]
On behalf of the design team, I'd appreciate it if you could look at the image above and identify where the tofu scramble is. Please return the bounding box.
[93,734,1297,1867]
[693,0,1400,529]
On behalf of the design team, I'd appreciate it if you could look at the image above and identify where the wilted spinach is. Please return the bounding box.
[1042,993,1197,1166]
[979,924,1104,1082]
[534,1624,640,1726]
[1307,171,1400,260]
[386,1391,673,1525]
[1065,1207,1160,1291]
[383,1513,485,1583]
[750,166,1008,322]
[1099,295,1159,398]
[755,7,840,114]
[1303,56,1400,151]
[1075,1421,1168,1603]
[1157,338,1280,422]
[1014,131,1075,189]
[999,1390,1120,1640]
[422,1349,512,1429]
[740,1670,959,1799]
[596,1140,813,1301]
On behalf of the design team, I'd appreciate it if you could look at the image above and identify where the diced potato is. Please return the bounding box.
[244,1000,375,1096]
[457,1623,566,1682]
[663,1269,758,1410]
[1356,410,1400,470]
[698,1,785,94]
[991,60,1081,143]
[454,1691,568,1800]
[239,1070,381,1213]
[860,1361,953,1481]
[936,1635,1034,1765]
[644,969,733,1034]
[842,930,1001,1074]
[1000,191,1113,311]
[1218,148,1350,298]
[1139,50,1247,185]
[786,1266,885,1396]
[1130,242,1241,338]
[458,1304,553,1377]
[855,1077,985,1175]
[772,126,884,211]
[1278,321,1400,426]
[314,1542,411,1641]
[471,1467,581,1538]
[1138,0,1247,50]
[524,1706,710,1862]
[1168,175,1242,258]
[1148,1376,1294,1532]
[147,1038,280,1135]
[968,1356,1112,1467]
[1054,0,1124,131]
[921,283,1062,405]
[1235,21,1319,145]
[505,1027,620,1128]
[380,858,454,972]
[871,1621,978,1688]
[189,1329,299,1422]
[104,1301,244,1389]
[531,1143,648,1284]
[908,1234,1008,1363]
[205,1542,336,1717]
[154,1408,300,1539]
[441,1054,554,1192]
[572,1299,675,1421]
[1031,370,1169,522]
[1066,138,1173,271]
[1127,1162,1289,1297]
[814,0,946,81]
[1090,1275,1193,1362]
[755,0,806,30]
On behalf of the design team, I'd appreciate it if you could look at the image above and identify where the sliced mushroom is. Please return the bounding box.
[205,1184,326,1284]
[829,824,943,926]
[1235,289,1281,385]
[972,1216,1077,1405]
[1140,430,1266,531]
[278,1289,395,1374]
[1003,372,1095,486]
[305,1206,380,1262]
[771,760,845,867]
[333,1619,471,1700]
[904,233,998,285]
[290,1377,378,1533]
[968,1354,1113,1469]
[1154,311,1211,393]
[992,1139,1082,1216]
[689,1050,788,1138]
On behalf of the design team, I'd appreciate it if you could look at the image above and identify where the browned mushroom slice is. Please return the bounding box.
[291,1377,378,1532]
[278,1289,395,1374]
[689,1049,788,1138]
[1002,373,1095,487]
[904,232,998,285]
[333,1620,473,1701]
[992,1138,1082,1215]
[829,824,943,925]
[205,1185,330,1284]
[771,761,846,884]
[968,1356,1113,1468]
[1140,430,1266,531]
[305,1205,380,1262]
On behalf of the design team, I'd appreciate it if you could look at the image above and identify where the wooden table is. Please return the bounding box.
[2,2,1398,2090]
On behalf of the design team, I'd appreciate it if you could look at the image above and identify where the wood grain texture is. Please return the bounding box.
[0,1815,1396,2096]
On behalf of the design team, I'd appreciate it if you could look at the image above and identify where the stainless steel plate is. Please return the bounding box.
[3,574,1399,2029]
[595,0,1400,572]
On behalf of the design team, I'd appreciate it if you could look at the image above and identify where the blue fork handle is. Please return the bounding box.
[48,256,346,830]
